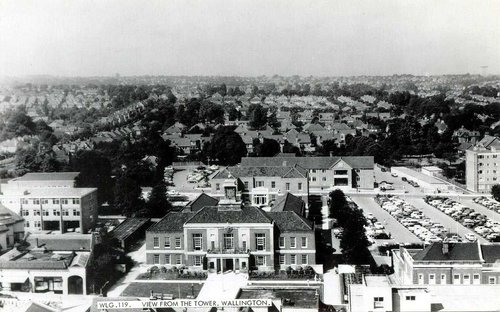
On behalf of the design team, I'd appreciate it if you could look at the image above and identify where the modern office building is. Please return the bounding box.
[466,135,500,193]
[0,173,98,234]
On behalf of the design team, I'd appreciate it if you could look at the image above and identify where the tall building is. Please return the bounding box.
[0,173,98,234]
[145,179,316,272]
[466,135,500,193]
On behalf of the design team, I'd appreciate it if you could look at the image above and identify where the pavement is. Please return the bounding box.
[322,269,343,306]
[106,241,148,297]
[197,272,248,300]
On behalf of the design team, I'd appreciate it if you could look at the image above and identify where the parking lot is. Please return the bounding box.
[350,195,422,244]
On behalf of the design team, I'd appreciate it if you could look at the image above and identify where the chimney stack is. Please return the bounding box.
[442,242,449,255]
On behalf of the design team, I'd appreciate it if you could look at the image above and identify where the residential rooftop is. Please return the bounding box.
[240,155,374,169]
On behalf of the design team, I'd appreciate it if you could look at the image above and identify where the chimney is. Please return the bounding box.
[36,238,39,248]
[442,242,449,255]
[282,161,287,167]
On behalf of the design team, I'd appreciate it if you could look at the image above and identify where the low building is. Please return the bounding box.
[0,233,95,295]
[0,204,24,250]
[466,135,500,193]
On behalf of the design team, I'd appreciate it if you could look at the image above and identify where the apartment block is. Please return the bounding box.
[466,135,500,193]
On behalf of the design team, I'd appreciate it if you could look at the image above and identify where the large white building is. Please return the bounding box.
[0,173,98,234]
[466,135,500,193]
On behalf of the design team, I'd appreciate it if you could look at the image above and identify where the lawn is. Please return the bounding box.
[121,282,204,299]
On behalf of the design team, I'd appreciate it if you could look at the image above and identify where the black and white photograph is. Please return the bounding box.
[0,0,499,311]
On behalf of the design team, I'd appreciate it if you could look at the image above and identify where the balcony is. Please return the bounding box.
[206,248,249,255]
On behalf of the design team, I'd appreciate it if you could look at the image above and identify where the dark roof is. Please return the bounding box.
[0,204,24,226]
[13,172,79,182]
[186,206,272,224]
[213,165,307,180]
[412,242,481,261]
[25,302,58,312]
[147,211,196,233]
[185,193,219,212]
[270,193,305,216]
[26,234,93,251]
[240,156,374,169]
[267,211,313,232]
[111,218,150,241]
[481,244,500,263]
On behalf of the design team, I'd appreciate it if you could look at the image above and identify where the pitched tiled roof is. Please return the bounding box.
[240,156,374,169]
[270,193,305,216]
[212,166,307,179]
[186,206,272,224]
[267,211,313,232]
[185,193,219,212]
[481,244,500,263]
[148,211,196,233]
[412,242,481,261]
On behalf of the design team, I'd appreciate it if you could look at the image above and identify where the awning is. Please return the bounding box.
[1,274,29,283]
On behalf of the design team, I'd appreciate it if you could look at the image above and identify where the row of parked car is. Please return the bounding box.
[375,195,456,244]
[186,165,219,187]
[364,212,392,240]
[425,196,500,242]
[473,197,500,214]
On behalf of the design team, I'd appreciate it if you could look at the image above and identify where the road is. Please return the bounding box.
[350,195,422,244]
[404,197,488,243]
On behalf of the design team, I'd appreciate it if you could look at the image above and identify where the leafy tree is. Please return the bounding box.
[15,146,41,174]
[254,138,280,157]
[492,184,500,202]
[248,104,268,130]
[204,126,247,165]
[145,181,173,218]
[199,101,225,124]
[113,172,144,217]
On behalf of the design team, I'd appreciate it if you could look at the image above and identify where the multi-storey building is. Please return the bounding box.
[210,165,309,207]
[0,173,98,234]
[393,242,500,286]
[466,135,500,193]
[240,155,374,190]
[146,179,315,273]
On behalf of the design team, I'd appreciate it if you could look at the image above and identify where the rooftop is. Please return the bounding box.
[213,165,307,180]
[412,242,481,262]
[11,172,80,182]
[270,192,305,216]
[111,218,150,241]
[147,211,196,233]
[26,233,94,251]
[185,193,219,212]
[240,155,374,169]
[186,205,272,224]
[266,211,313,232]
[14,187,97,197]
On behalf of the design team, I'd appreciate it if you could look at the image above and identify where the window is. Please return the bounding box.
[43,210,49,216]
[256,181,264,187]
[193,234,203,251]
[63,209,69,216]
[271,181,276,188]
[418,274,424,285]
[242,240,247,251]
[153,254,160,264]
[463,274,470,284]
[312,177,316,182]
[175,237,181,249]
[25,221,30,227]
[224,233,234,249]
[41,199,49,205]
[473,274,480,284]
[34,210,41,216]
[256,256,265,266]
[334,170,348,175]
[489,277,496,284]
[279,254,285,265]
[453,274,460,284]
[429,274,435,284]
[23,210,29,216]
[21,199,28,205]
[73,209,80,216]
[298,183,302,190]
[254,195,267,205]
[405,296,416,301]
[72,198,80,205]
[301,254,308,265]
[244,181,249,189]
[153,237,160,248]
[164,254,170,264]
[164,237,171,248]
[440,274,446,284]
[301,237,307,248]
[53,209,60,216]
[193,256,202,266]
[34,221,41,227]
[322,177,326,181]
[279,236,285,248]
[285,183,290,191]
[53,199,60,205]
[33,199,40,205]
[290,237,296,248]
[290,254,296,265]
[176,255,182,265]
[311,169,316,173]
[256,233,266,250]
[61,199,68,205]
[374,297,384,308]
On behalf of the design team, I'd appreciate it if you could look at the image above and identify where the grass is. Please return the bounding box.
[121,282,204,298]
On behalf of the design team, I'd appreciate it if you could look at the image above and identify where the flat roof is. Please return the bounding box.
[364,275,391,287]
[12,172,80,182]
[427,284,500,311]
[391,167,446,185]
[19,187,97,197]
[238,288,319,309]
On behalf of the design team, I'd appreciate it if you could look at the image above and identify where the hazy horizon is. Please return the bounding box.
[1,0,499,77]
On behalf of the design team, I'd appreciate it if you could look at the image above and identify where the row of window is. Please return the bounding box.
[417,273,497,284]
[21,209,80,217]
[218,182,302,191]
[278,236,307,248]
[310,176,327,182]
[25,221,41,228]
[153,237,182,249]
[478,155,498,159]
[153,254,183,265]
[21,198,81,205]
[279,254,308,265]
[153,233,267,251]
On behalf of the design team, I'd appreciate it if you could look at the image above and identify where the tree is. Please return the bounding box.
[113,172,144,216]
[328,189,348,220]
[248,104,268,130]
[199,101,225,124]
[492,184,500,202]
[255,138,281,157]
[204,126,247,165]
[15,146,41,174]
[145,181,173,217]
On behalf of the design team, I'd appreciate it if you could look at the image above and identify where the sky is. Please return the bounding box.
[0,0,499,77]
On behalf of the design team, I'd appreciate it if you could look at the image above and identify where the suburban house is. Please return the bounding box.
[0,173,98,234]
[145,183,315,273]
[240,155,375,190]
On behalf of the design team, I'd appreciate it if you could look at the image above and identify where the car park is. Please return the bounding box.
[474,196,500,214]
[425,196,500,242]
